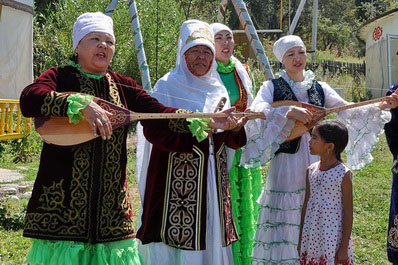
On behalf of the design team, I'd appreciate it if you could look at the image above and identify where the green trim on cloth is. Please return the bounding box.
[216,58,235,74]
[229,148,263,265]
[217,59,240,105]
[187,117,211,142]
[66,94,94,124]
[69,60,105,80]
[26,238,143,265]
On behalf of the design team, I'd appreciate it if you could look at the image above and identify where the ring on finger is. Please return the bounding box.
[101,118,108,124]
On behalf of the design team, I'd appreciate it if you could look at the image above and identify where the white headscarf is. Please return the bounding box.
[210,22,233,36]
[72,12,115,50]
[273,35,305,63]
[152,19,230,112]
[136,21,230,229]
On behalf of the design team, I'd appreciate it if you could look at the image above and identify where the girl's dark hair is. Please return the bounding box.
[315,120,349,162]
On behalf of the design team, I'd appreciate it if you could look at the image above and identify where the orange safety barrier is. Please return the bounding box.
[0,99,32,141]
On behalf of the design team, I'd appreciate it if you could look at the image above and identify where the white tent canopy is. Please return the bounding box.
[0,0,33,99]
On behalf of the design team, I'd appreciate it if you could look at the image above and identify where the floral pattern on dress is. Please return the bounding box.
[300,251,353,265]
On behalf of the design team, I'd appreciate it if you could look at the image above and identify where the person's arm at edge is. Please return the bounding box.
[298,168,310,256]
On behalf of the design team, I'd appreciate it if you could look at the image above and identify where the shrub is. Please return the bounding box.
[0,196,27,231]
[0,132,43,164]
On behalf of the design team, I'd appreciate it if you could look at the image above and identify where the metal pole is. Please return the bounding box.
[105,0,119,16]
[105,0,152,90]
[217,0,229,22]
[311,0,318,63]
[280,0,283,31]
[231,0,274,79]
[127,0,152,90]
[287,0,306,35]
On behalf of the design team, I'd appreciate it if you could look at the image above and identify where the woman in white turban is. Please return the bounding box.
[210,22,262,265]
[240,35,398,264]
[20,13,237,265]
[135,20,247,265]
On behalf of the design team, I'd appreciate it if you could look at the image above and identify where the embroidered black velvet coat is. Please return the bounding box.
[385,84,398,262]
[20,65,178,243]
[136,124,246,250]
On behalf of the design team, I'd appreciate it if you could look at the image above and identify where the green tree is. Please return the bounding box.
[356,0,396,21]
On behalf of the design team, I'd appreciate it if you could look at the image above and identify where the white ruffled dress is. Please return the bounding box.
[240,70,390,265]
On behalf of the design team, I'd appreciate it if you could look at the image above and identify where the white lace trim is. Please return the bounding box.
[240,104,294,168]
[276,69,315,94]
[252,239,299,262]
[338,103,391,170]
[257,189,305,209]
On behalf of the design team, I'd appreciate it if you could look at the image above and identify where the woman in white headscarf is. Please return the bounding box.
[240,35,398,264]
[210,22,262,265]
[19,13,236,265]
[136,20,247,265]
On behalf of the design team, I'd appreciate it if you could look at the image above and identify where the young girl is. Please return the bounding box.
[298,120,354,265]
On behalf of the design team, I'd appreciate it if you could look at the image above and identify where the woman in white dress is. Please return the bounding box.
[136,20,246,265]
[240,35,398,264]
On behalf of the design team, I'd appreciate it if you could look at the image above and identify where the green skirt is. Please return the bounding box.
[229,148,263,265]
[26,237,142,265]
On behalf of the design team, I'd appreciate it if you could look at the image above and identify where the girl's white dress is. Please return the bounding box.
[300,162,354,265]
[240,70,390,264]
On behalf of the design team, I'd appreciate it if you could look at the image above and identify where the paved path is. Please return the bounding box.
[0,168,25,182]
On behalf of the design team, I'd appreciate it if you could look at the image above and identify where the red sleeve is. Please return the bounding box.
[143,124,195,153]
[20,67,73,117]
[215,128,247,150]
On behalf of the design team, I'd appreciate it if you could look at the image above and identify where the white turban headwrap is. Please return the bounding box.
[72,12,115,50]
[155,19,228,112]
[210,23,233,36]
[273,35,306,63]
[176,20,216,66]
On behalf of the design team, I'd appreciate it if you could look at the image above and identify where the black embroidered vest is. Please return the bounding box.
[272,77,325,155]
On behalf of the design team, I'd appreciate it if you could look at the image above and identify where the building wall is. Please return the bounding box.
[361,12,398,97]
[366,40,388,97]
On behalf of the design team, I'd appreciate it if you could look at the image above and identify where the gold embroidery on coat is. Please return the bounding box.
[389,215,398,248]
[216,143,238,246]
[37,179,66,213]
[25,145,90,236]
[41,91,68,116]
[106,73,123,106]
[169,109,191,133]
[162,146,204,250]
[98,128,134,238]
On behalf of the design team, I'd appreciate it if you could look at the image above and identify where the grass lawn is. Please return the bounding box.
[0,134,394,264]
